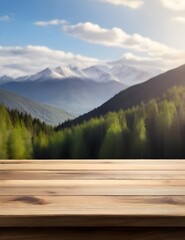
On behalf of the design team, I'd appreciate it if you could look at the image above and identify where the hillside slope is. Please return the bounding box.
[59,64,185,129]
[0,89,73,126]
[0,78,126,115]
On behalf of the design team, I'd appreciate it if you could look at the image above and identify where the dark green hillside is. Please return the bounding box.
[58,64,185,130]
[35,86,185,159]
[2,85,185,159]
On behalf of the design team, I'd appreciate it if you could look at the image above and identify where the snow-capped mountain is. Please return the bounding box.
[60,64,185,129]
[110,65,152,86]
[16,67,65,82]
[0,62,159,116]
[29,66,86,82]
[0,62,158,86]
[55,66,86,79]
[108,59,161,85]
[28,67,63,81]
[5,66,86,83]
[83,64,156,84]
[83,65,119,83]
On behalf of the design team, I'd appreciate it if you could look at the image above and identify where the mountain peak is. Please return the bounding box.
[28,67,62,81]
[83,64,120,83]
[1,62,157,86]
[0,75,14,84]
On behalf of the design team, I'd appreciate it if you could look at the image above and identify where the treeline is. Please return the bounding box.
[0,107,53,159]
[1,86,185,159]
[35,86,185,159]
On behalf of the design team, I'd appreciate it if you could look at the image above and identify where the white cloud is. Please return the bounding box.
[1,45,185,78]
[173,16,185,23]
[120,53,174,71]
[0,45,99,77]
[62,21,185,73]
[160,0,185,11]
[0,15,12,22]
[63,22,128,47]
[62,22,177,57]
[112,51,185,75]
[98,0,144,8]
[34,19,67,26]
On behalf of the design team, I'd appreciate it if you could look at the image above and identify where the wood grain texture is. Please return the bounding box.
[2,170,185,180]
[1,180,185,196]
[1,196,185,216]
[1,160,185,228]
[2,160,185,171]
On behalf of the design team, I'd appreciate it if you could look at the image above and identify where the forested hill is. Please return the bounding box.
[2,85,185,159]
[0,106,53,159]
[58,64,185,130]
[37,86,185,159]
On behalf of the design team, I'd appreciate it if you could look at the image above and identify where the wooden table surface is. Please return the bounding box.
[1,160,185,239]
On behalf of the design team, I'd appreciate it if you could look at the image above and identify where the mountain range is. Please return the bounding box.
[0,63,157,116]
[58,64,185,129]
[0,62,154,85]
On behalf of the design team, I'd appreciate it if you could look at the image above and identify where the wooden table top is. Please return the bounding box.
[1,160,185,227]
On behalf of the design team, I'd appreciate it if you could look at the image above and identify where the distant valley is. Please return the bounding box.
[0,62,157,117]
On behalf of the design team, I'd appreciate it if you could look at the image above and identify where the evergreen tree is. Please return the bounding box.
[8,128,26,159]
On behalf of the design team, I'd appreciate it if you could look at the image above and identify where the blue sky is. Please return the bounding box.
[1,0,124,59]
[1,0,185,76]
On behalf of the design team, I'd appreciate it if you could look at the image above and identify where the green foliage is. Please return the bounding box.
[0,106,52,159]
[99,121,123,159]
[33,132,49,159]
[83,117,105,158]
[8,128,26,159]
[2,85,185,159]
[129,118,148,158]
[71,126,88,159]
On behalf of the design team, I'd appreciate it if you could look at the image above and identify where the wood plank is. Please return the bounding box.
[2,170,185,180]
[2,160,185,164]
[2,162,185,171]
[2,179,185,186]
[1,227,185,240]
[1,196,185,226]
[1,187,185,196]
[1,195,185,215]
[1,160,185,229]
